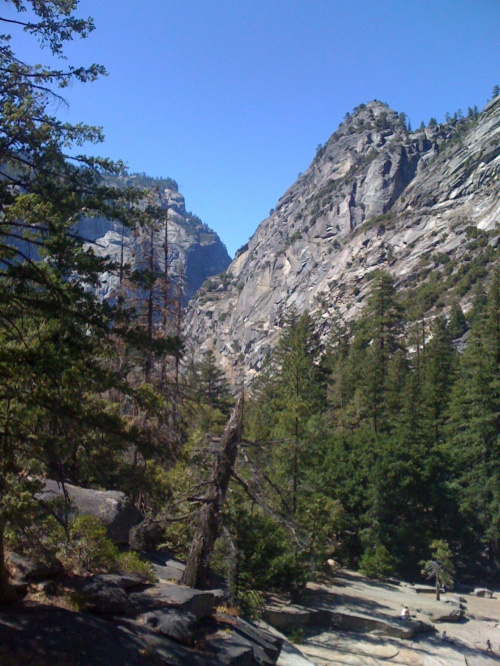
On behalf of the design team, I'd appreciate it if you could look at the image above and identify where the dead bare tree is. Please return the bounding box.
[181,394,244,588]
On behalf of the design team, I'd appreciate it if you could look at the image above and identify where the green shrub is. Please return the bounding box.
[66,515,119,573]
[117,551,157,583]
[359,545,395,579]
[237,589,265,619]
[5,511,65,562]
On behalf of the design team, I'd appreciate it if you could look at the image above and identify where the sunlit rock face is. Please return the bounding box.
[185,98,500,382]
[78,175,231,302]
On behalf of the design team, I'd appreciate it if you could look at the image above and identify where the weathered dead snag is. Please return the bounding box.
[181,394,244,589]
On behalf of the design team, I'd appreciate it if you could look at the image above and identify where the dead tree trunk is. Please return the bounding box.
[181,394,244,589]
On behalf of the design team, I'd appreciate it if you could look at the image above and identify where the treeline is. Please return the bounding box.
[225,267,500,598]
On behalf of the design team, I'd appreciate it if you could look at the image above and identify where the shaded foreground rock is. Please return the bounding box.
[80,580,134,616]
[0,602,152,666]
[39,479,143,544]
[232,616,284,662]
[141,608,197,645]
[209,631,256,666]
[211,615,284,666]
[129,581,223,619]
[0,598,288,666]
[6,551,63,581]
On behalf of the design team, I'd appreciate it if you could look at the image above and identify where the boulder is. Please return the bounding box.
[38,480,143,544]
[232,617,283,663]
[129,582,222,619]
[80,581,133,616]
[141,609,197,646]
[91,573,147,590]
[142,550,186,582]
[116,618,220,666]
[6,551,63,580]
[209,630,255,666]
[430,608,464,623]
[474,588,493,598]
[215,616,283,666]
[413,584,440,594]
[262,604,314,632]
[129,519,166,551]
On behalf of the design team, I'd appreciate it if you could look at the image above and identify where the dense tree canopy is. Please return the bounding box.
[0,0,182,601]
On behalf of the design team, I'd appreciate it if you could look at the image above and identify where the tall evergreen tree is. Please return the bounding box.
[447,267,500,566]
[353,271,404,433]
[245,310,329,593]
[192,349,233,416]
[0,0,179,600]
[422,316,457,446]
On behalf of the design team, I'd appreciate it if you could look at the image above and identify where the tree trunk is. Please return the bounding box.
[0,518,13,605]
[181,395,244,589]
[435,573,440,601]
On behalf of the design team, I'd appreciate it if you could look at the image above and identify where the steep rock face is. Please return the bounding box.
[78,176,231,301]
[185,99,500,381]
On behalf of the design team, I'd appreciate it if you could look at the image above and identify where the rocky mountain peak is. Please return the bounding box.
[185,97,500,382]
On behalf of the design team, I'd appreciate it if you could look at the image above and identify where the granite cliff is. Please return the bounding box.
[78,174,231,302]
[185,97,500,381]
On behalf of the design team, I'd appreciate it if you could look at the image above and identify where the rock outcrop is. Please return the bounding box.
[79,174,231,301]
[185,98,500,382]
[0,577,285,666]
[38,479,143,544]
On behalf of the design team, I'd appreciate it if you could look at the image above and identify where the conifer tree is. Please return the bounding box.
[447,267,500,564]
[422,316,457,446]
[0,0,179,600]
[244,310,329,593]
[447,301,468,340]
[192,349,233,416]
[354,271,404,433]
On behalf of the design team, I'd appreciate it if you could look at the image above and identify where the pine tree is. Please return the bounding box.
[0,0,178,600]
[422,316,457,446]
[354,271,404,433]
[448,301,468,340]
[244,310,329,593]
[192,349,233,416]
[447,267,500,565]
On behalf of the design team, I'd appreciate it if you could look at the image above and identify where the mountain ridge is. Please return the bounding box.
[185,96,500,381]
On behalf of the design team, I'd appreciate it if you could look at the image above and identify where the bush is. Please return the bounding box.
[359,545,395,579]
[237,589,265,619]
[66,515,119,573]
[64,515,158,580]
[117,552,157,583]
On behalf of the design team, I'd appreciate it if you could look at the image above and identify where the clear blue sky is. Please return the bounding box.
[8,0,500,256]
